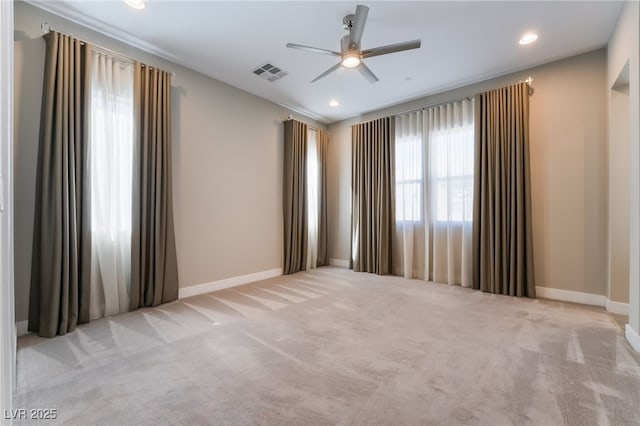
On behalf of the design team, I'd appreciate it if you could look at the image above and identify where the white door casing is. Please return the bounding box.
[0,0,16,422]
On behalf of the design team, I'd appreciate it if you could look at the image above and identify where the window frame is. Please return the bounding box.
[395,135,423,223]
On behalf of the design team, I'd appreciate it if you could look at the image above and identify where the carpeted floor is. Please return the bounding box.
[14,267,640,425]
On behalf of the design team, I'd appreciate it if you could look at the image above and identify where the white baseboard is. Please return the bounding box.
[178,268,282,299]
[329,258,349,268]
[605,299,629,315]
[535,286,606,307]
[535,286,629,315]
[16,320,28,337]
[625,324,640,352]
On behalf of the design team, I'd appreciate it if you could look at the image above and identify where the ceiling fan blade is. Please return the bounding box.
[286,43,341,57]
[357,62,379,84]
[361,40,422,59]
[349,5,369,48]
[311,62,343,83]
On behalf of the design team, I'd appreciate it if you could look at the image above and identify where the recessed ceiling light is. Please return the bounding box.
[125,0,146,10]
[329,100,339,107]
[519,32,538,45]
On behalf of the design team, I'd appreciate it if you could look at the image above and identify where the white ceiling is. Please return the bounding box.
[28,0,623,123]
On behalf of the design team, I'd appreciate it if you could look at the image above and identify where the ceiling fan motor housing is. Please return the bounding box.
[341,35,356,52]
[342,14,360,50]
[342,14,355,31]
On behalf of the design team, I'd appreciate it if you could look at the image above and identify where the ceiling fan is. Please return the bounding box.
[286,5,421,84]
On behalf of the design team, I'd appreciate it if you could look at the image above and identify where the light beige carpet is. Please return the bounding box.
[14,267,640,425]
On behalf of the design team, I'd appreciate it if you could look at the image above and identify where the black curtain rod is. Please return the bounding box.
[40,22,176,78]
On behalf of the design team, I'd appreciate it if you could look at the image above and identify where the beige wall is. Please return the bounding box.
[13,2,324,322]
[608,85,630,304]
[607,0,640,333]
[327,122,351,263]
[328,50,609,296]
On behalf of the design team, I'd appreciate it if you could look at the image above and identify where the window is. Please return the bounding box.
[90,55,134,238]
[306,129,319,269]
[430,124,474,222]
[395,134,423,221]
[88,52,134,318]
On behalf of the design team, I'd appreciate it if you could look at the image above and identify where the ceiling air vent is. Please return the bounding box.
[253,63,287,82]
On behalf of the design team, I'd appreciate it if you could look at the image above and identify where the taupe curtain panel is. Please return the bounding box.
[283,120,308,274]
[350,117,395,275]
[130,62,179,309]
[29,32,92,337]
[317,129,329,267]
[472,82,535,297]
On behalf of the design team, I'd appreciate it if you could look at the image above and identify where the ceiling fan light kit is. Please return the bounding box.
[124,0,145,10]
[286,5,421,84]
[342,51,361,68]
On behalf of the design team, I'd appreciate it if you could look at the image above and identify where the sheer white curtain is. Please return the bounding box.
[426,100,474,286]
[306,128,319,270]
[89,51,134,319]
[394,99,475,285]
[394,113,424,278]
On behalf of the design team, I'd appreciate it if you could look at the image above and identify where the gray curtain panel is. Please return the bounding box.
[29,32,92,337]
[283,120,308,274]
[130,63,179,309]
[472,82,535,297]
[350,117,395,275]
[317,129,329,267]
